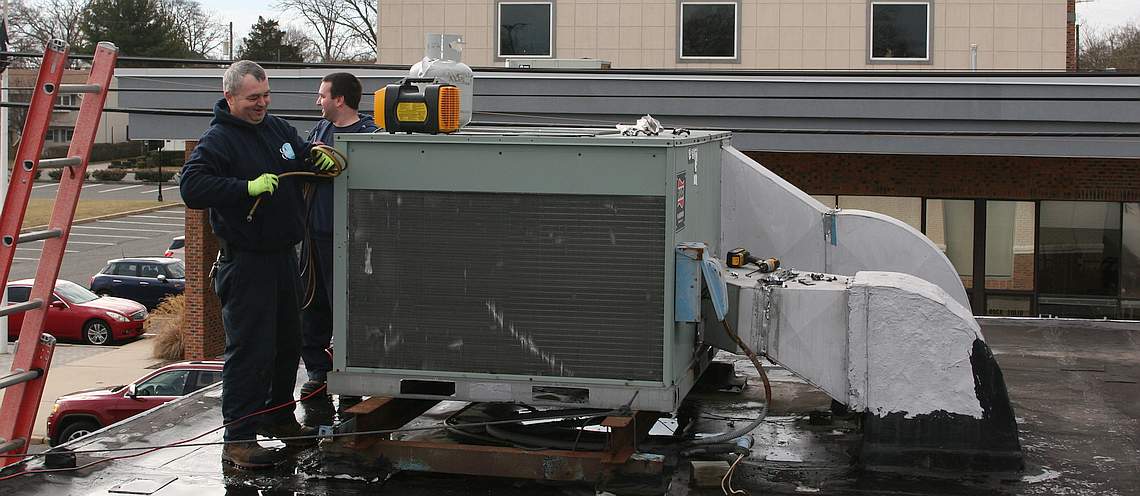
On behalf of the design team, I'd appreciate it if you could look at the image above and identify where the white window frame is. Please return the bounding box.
[678,1,740,62]
[868,1,933,64]
[496,1,554,59]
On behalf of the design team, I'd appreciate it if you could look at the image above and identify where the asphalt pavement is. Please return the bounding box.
[30,180,181,203]
[8,205,185,284]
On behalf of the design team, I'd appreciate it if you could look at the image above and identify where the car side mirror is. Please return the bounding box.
[157,274,167,283]
[126,384,138,399]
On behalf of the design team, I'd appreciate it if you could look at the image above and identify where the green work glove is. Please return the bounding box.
[247,173,278,197]
[312,147,336,171]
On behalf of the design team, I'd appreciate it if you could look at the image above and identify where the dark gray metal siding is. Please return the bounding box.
[345,190,666,381]
[117,69,1140,159]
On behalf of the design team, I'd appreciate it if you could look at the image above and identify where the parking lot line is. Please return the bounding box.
[68,232,148,239]
[61,241,115,246]
[97,220,184,227]
[97,184,144,193]
[127,215,186,220]
[32,183,57,189]
[17,247,76,253]
[73,225,179,233]
[139,188,178,194]
[13,257,38,261]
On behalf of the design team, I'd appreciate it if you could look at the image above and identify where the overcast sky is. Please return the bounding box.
[198,0,1140,55]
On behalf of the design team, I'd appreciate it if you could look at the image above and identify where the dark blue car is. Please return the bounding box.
[90,257,185,309]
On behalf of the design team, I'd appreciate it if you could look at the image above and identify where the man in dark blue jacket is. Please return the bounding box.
[180,60,319,469]
[299,73,376,405]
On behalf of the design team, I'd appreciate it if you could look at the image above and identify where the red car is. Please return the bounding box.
[47,361,224,446]
[5,279,147,345]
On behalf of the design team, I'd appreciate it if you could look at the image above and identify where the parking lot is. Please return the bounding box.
[8,205,185,286]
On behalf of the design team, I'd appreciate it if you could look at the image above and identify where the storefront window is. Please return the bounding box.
[1121,203,1140,299]
[925,199,974,288]
[985,201,1035,290]
[1038,201,1120,297]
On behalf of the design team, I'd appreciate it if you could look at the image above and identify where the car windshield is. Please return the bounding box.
[55,280,99,304]
[166,261,185,278]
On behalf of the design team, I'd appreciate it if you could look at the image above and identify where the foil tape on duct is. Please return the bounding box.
[346,190,666,381]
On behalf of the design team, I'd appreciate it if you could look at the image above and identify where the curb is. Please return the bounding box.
[25,203,186,232]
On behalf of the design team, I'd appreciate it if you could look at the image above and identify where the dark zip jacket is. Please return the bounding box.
[305,114,378,239]
[180,98,310,251]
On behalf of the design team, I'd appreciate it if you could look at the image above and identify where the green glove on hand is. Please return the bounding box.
[247,173,279,197]
[312,147,336,172]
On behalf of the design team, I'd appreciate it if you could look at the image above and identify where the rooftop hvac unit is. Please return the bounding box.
[329,127,729,412]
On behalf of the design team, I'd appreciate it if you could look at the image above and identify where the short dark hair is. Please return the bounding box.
[322,72,363,110]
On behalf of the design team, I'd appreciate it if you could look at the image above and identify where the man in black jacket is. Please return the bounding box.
[180,60,318,469]
[299,73,376,406]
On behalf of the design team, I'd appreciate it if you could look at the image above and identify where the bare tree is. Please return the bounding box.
[337,0,376,58]
[6,0,90,62]
[283,26,321,63]
[1079,23,1140,72]
[158,0,227,59]
[273,0,374,62]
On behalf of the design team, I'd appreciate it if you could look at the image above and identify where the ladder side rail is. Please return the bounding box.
[0,42,117,465]
[0,40,68,292]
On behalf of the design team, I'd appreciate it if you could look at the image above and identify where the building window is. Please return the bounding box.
[1038,201,1120,298]
[497,1,553,58]
[53,94,79,112]
[925,199,974,288]
[984,201,1035,291]
[679,1,739,60]
[869,1,931,62]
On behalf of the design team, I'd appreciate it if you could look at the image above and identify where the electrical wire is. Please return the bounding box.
[721,453,748,496]
[0,387,626,481]
[0,382,330,481]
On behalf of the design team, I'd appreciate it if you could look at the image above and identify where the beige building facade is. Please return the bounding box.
[377,0,1074,70]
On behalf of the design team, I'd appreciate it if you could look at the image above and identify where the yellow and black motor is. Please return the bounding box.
[374,78,461,134]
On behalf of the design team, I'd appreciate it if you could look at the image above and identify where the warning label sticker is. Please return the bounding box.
[676,171,686,232]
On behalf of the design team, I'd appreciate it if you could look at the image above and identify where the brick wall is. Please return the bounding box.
[746,152,1140,203]
[181,140,225,360]
[1067,0,1077,71]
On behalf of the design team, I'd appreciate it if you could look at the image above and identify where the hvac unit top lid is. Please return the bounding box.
[338,126,731,148]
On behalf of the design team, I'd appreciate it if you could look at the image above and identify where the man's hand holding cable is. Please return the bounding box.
[312,147,336,172]
[247,173,279,196]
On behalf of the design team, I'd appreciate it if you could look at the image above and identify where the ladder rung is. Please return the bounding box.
[0,299,43,317]
[0,437,27,453]
[0,369,42,390]
[38,157,82,169]
[58,84,102,94]
[18,229,62,243]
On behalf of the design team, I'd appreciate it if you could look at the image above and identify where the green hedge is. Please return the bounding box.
[42,141,143,162]
[47,169,90,180]
[92,169,127,181]
[145,150,184,167]
[135,170,177,182]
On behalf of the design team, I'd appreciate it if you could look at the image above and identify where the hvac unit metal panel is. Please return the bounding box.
[346,190,666,381]
[330,127,730,412]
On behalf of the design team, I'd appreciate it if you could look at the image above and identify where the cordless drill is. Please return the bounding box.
[726,247,780,273]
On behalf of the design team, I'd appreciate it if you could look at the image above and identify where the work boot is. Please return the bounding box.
[299,380,327,401]
[222,441,286,469]
[257,419,319,449]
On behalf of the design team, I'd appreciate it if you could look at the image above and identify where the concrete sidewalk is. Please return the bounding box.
[0,336,164,445]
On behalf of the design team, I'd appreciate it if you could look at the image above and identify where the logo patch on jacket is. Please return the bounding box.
[279,142,295,160]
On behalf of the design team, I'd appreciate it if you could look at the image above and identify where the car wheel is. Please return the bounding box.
[54,419,100,446]
[83,319,113,345]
